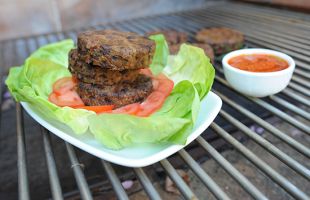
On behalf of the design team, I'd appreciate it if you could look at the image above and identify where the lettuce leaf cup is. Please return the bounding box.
[6,35,215,150]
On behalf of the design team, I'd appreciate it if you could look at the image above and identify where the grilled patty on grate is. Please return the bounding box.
[77,30,155,70]
[76,74,153,108]
[169,43,215,63]
[146,30,215,62]
[147,30,188,45]
[195,27,244,55]
[69,49,140,85]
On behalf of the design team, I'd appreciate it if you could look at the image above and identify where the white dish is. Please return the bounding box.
[21,92,221,167]
[222,48,295,97]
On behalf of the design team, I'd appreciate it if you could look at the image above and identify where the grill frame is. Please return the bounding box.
[1,2,309,200]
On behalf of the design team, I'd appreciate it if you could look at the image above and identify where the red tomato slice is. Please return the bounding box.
[156,78,174,97]
[155,73,168,80]
[48,91,84,108]
[112,103,141,115]
[152,79,160,90]
[140,68,153,77]
[77,105,114,113]
[53,77,76,95]
[136,91,166,117]
[48,92,60,105]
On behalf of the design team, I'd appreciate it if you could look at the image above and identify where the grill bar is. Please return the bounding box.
[136,13,310,93]
[282,88,310,107]
[179,11,310,70]
[196,136,268,200]
[41,128,63,200]
[178,149,231,200]
[133,168,161,200]
[219,109,310,180]
[65,143,93,200]
[208,9,310,37]
[160,159,197,200]
[290,76,310,89]
[185,10,310,46]
[290,69,310,81]
[16,103,30,200]
[181,11,309,64]
[220,4,310,28]
[214,91,310,157]
[2,2,309,200]
[230,2,310,20]
[101,160,129,200]
[215,75,310,134]
[209,5,310,35]
[211,123,309,200]
[146,14,305,79]
[269,95,310,120]
[288,82,310,96]
[250,97,309,134]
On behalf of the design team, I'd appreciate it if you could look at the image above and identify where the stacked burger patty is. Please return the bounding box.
[69,30,155,108]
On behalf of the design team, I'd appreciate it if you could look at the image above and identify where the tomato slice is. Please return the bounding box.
[152,79,160,90]
[155,73,168,80]
[135,73,174,117]
[48,92,60,105]
[53,77,76,95]
[77,105,114,113]
[156,78,174,97]
[136,91,166,117]
[140,68,153,77]
[49,71,174,117]
[48,91,84,107]
[112,103,141,115]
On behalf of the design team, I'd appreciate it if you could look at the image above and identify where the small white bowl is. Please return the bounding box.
[222,48,295,97]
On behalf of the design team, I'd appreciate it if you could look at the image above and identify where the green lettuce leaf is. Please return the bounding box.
[5,38,215,150]
[6,40,94,134]
[149,34,169,75]
[164,44,215,99]
[89,80,199,149]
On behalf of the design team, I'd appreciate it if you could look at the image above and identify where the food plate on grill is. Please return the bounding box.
[21,91,221,167]
[6,30,221,167]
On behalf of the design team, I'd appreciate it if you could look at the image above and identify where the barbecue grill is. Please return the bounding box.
[1,1,309,200]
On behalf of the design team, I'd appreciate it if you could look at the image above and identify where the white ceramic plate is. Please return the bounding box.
[21,91,222,167]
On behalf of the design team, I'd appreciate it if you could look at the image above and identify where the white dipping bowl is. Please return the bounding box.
[222,48,295,97]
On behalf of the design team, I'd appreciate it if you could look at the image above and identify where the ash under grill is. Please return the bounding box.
[0,2,309,200]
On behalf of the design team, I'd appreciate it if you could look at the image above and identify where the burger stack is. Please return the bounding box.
[69,30,155,108]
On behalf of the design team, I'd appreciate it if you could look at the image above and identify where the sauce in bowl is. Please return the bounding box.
[228,54,289,72]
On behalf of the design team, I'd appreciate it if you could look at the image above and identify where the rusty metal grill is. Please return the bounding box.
[1,1,309,200]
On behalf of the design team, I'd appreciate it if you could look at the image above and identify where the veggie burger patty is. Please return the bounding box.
[147,30,188,45]
[69,49,140,85]
[195,27,244,55]
[77,30,155,70]
[70,30,155,108]
[77,74,153,108]
[146,29,215,63]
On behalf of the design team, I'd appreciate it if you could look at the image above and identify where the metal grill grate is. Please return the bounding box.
[1,2,309,200]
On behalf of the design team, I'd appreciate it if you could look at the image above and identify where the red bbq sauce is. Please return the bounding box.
[228,54,289,72]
